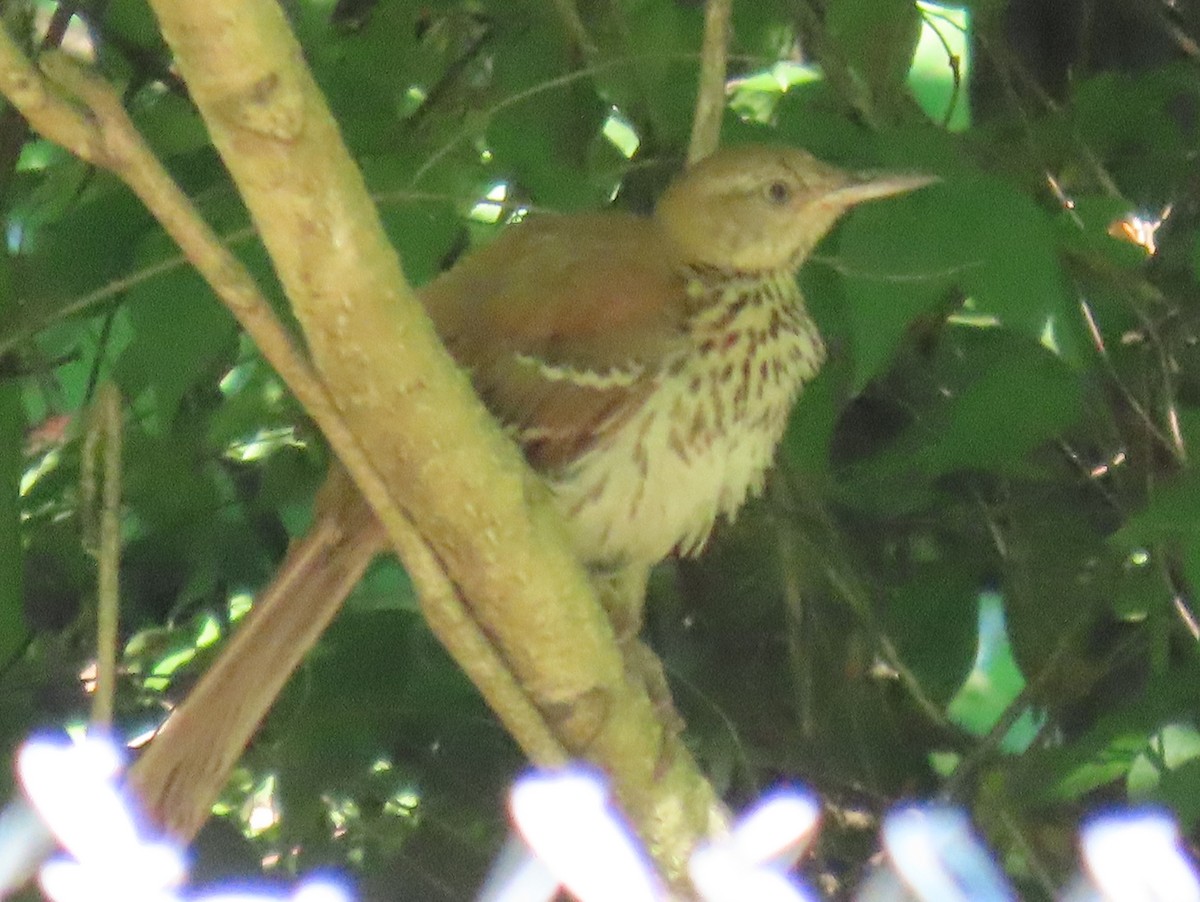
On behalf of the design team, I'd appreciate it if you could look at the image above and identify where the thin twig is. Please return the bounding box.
[411,51,762,184]
[83,383,121,727]
[973,31,1123,199]
[548,0,596,58]
[0,188,466,361]
[1075,293,1185,467]
[917,6,964,129]
[774,481,959,735]
[1134,0,1200,59]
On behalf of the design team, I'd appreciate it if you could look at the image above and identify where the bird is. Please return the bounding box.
[421,144,933,626]
[129,143,934,838]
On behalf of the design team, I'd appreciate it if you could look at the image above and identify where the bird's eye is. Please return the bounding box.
[765,180,792,205]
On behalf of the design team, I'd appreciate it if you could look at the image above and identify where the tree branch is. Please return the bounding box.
[0,3,722,880]
[0,33,561,836]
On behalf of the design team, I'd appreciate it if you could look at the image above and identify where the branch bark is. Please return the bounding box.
[687,0,733,164]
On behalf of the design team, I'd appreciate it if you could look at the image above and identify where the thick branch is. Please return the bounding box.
[26,0,714,875]
[141,0,715,854]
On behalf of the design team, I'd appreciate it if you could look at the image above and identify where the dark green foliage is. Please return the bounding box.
[5,0,1200,896]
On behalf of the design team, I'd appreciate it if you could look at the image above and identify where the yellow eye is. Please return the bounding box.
[765,180,793,205]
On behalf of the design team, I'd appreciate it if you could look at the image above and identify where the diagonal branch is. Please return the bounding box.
[0,35,568,835]
[0,6,722,882]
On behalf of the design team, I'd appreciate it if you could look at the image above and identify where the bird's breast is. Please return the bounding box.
[547,271,826,568]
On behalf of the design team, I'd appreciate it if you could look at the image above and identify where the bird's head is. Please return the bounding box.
[654,144,935,274]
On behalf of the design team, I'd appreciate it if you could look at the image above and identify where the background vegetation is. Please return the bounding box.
[3,0,1200,897]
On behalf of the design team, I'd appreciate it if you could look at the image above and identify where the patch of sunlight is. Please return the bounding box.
[218,351,284,401]
[79,661,96,696]
[15,139,61,174]
[1040,315,1061,355]
[470,182,509,224]
[506,769,664,902]
[223,425,304,463]
[383,784,422,820]
[326,794,361,833]
[194,614,222,649]
[1128,723,1200,798]
[34,3,95,62]
[946,590,1041,753]
[229,590,254,622]
[6,218,23,253]
[218,362,248,395]
[242,773,281,838]
[126,722,160,749]
[20,447,61,497]
[399,84,427,118]
[729,61,821,124]
[143,675,169,693]
[1081,812,1200,902]
[1111,208,1170,256]
[370,756,393,774]
[211,768,257,819]
[928,750,960,777]
[947,297,1000,330]
[912,3,971,131]
[146,646,197,686]
[602,108,640,159]
[948,303,1063,358]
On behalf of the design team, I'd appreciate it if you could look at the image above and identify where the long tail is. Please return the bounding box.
[128,468,387,840]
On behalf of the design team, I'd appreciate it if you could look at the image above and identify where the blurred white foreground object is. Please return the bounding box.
[485,768,819,902]
[15,733,352,902]
[857,805,1015,901]
[1064,809,1200,902]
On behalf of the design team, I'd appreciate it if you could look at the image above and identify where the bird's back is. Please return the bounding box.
[418,211,692,471]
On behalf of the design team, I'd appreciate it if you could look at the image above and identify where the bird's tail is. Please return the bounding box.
[128,467,387,840]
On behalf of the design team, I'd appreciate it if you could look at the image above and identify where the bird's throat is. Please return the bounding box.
[549,270,825,568]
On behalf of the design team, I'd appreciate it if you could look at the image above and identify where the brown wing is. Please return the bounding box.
[418,213,689,470]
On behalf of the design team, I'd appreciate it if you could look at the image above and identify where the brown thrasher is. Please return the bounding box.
[129,144,933,837]
[425,144,930,578]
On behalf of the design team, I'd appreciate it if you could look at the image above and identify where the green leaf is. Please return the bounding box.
[361,152,469,286]
[1119,470,1200,542]
[1114,465,1200,611]
[304,2,425,154]
[596,1,704,150]
[838,175,1084,390]
[922,337,1080,471]
[839,330,1082,503]
[114,234,238,429]
[123,428,224,534]
[10,180,155,339]
[486,11,608,210]
[885,565,979,706]
[1014,667,1200,803]
[826,0,922,105]
[104,0,166,51]
[132,94,212,161]
[1072,65,1200,200]
[1054,195,1152,269]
